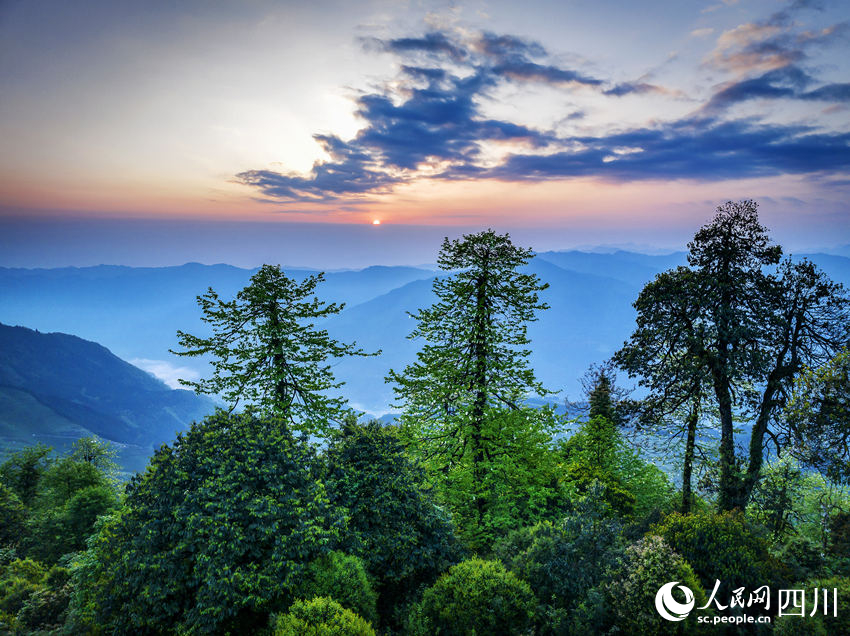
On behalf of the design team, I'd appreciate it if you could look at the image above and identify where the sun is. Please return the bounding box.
[372,219,381,225]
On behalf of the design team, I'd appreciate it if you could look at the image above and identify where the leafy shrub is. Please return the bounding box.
[773,576,850,636]
[27,484,119,564]
[772,534,826,582]
[653,511,782,596]
[323,421,462,626]
[0,578,39,616]
[18,581,72,632]
[0,485,26,548]
[296,552,377,626]
[275,597,375,636]
[71,411,340,634]
[0,558,44,585]
[494,487,624,631]
[577,535,707,635]
[406,558,536,635]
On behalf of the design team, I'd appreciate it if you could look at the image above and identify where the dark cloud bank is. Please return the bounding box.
[237,2,850,204]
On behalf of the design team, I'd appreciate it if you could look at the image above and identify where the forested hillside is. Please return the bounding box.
[1,203,849,634]
[0,324,215,472]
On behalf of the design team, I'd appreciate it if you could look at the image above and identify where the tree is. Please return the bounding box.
[275,597,376,636]
[72,411,339,634]
[172,265,373,435]
[494,487,624,631]
[405,559,536,636]
[782,349,850,484]
[0,445,52,507]
[614,267,713,514]
[617,201,849,511]
[0,485,26,548]
[321,421,462,627]
[579,536,707,636]
[559,370,676,520]
[68,436,119,475]
[388,229,555,548]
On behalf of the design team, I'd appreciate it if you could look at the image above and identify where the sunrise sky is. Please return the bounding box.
[1,0,848,267]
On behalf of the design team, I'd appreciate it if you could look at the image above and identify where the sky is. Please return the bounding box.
[1,0,849,267]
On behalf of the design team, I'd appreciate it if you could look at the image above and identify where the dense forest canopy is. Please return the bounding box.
[1,202,849,634]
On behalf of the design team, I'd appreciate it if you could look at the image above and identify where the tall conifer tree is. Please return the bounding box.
[388,230,557,547]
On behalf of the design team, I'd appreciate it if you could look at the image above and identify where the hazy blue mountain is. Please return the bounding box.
[323,257,640,411]
[1,251,847,415]
[535,250,687,288]
[797,253,850,286]
[0,262,435,379]
[0,323,216,472]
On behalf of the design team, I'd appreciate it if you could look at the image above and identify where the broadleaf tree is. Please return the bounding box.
[617,201,849,511]
[387,229,559,548]
[171,264,374,436]
[614,267,714,513]
[782,349,850,484]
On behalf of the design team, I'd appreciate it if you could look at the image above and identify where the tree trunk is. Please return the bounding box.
[471,267,490,534]
[714,371,742,511]
[682,399,699,514]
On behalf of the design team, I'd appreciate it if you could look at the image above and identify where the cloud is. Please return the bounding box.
[237,18,850,203]
[698,61,850,116]
[486,117,850,182]
[690,28,715,38]
[130,358,200,390]
[705,0,846,75]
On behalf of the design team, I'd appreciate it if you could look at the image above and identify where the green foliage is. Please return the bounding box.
[275,597,376,636]
[1,558,45,585]
[0,444,52,507]
[0,484,26,548]
[784,349,850,484]
[827,512,850,576]
[560,415,675,520]
[437,406,565,548]
[296,552,377,626]
[72,410,340,634]
[588,370,619,424]
[494,489,624,632]
[172,264,373,435]
[773,576,850,636]
[772,534,827,583]
[37,457,106,508]
[406,558,536,636]
[69,436,119,476]
[23,456,119,564]
[322,421,462,626]
[829,511,850,556]
[16,566,72,633]
[578,535,707,635]
[0,558,48,627]
[652,511,781,595]
[388,230,556,550]
[747,454,804,539]
[747,456,850,550]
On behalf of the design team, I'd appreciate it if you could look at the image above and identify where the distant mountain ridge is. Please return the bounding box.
[0,323,215,472]
[1,249,847,415]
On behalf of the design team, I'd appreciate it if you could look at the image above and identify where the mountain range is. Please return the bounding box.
[0,323,215,472]
[1,249,848,419]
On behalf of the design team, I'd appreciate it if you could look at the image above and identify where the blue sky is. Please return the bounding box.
[1,0,848,266]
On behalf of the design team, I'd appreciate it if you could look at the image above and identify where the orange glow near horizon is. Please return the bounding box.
[0,171,833,232]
